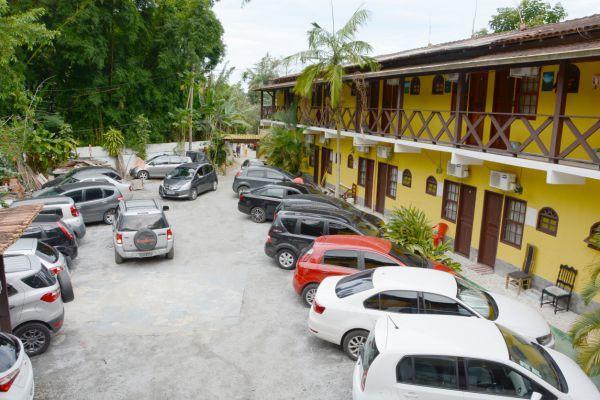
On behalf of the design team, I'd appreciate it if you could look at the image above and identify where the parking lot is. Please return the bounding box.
[31,167,353,399]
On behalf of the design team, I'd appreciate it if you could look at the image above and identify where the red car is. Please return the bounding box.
[293,235,454,306]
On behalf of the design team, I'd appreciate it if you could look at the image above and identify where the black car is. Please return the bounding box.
[275,194,385,229]
[42,166,122,188]
[238,182,322,223]
[264,210,381,269]
[186,150,211,163]
[159,162,218,200]
[21,215,79,261]
[232,165,296,194]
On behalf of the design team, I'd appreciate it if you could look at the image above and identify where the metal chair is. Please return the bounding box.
[540,265,578,314]
[505,244,535,295]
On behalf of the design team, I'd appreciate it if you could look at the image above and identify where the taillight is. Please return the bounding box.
[70,205,79,217]
[313,300,325,314]
[41,289,60,303]
[57,222,74,241]
[266,234,272,243]
[236,170,242,177]
[273,211,278,220]
[117,195,124,201]
[49,266,64,276]
[0,369,20,392]
[116,233,123,244]
[167,228,173,240]
[239,193,244,201]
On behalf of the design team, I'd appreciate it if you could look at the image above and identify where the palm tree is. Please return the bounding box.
[285,6,379,197]
[569,234,600,375]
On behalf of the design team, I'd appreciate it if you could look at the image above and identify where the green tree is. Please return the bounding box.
[489,0,567,32]
[102,127,124,158]
[127,115,150,160]
[243,53,280,104]
[285,7,379,197]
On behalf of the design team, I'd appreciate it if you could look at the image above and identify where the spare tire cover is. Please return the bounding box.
[134,229,158,251]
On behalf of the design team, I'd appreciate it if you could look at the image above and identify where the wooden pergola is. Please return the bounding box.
[0,204,42,332]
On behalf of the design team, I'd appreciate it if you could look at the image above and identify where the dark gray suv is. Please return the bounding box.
[232,166,295,194]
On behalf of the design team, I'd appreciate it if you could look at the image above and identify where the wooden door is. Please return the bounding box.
[365,159,375,208]
[478,191,504,267]
[312,146,320,184]
[319,147,329,185]
[368,80,380,132]
[490,69,515,150]
[466,72,488,146]
[454,185,477,257]
[375,163,389,214]
[381,81,398,134]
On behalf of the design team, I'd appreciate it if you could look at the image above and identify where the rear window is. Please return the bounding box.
[103,188,115,197]
[389,245,429,268]
[119,214,168,231]
[300,219,325,237]
[335,269,374,298]
[22,268,56,289]
[0,334,18,373]
[85,188,103,201]
[40,208,63,218]
[247,169,264,178]
[36,241,58,263]
[281,218,297,233]
[361,331,380,372]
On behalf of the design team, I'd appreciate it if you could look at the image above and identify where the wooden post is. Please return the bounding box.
[396,76,405,138]
[550,61,568,163]
[454,72,466,147]
[260,91,264,120]
[0,257,10,332]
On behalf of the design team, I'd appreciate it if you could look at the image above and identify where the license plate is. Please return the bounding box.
[139,252,154,257]
[165,190,175,195]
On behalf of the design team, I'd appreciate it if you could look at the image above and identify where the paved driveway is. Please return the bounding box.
[32,167,353,399]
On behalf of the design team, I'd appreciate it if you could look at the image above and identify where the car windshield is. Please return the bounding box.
[335,269,374,298]
[455,276,496,319]
[119,214,168,231]
[33,186,65,197]
[389,245,428,268]
[499,326,565,392]
[167,168,195,179]
[36,241,58,263]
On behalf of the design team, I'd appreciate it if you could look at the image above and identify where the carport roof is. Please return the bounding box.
[0,204,42,254]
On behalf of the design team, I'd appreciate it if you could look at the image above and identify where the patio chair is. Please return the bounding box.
[505,244,535,295]
[540,264,578,314]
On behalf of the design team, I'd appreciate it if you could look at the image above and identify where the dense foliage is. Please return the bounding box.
[488,0,566,32]
[243,53,280,104]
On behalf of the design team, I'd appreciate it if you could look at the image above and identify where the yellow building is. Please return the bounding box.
[258,16,600,312]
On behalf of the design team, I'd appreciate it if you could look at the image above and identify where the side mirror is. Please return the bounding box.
[530,393,543,400]
[163,205,170,211]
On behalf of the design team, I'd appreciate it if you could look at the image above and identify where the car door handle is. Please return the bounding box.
[402,392,418,399]
[9,305,15,310]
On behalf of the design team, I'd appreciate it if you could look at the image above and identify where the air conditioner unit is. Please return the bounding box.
[355,145,370,154]
[318,135,328,145]
[386,78,400,86]
[445,73,459,82]
[446,161,469,178]
[490,171,516,191]
[304,135,315,144]
[510,67,539,78]
[377,146,392,159]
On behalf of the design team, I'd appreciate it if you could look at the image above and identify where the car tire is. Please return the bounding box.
[342,330,369,361]
[237,185,249,195]
[137,170,149,180]
[250,207,266,223]
[276,248,297,270]
[212,180,218,191]
[166,247,174,259]
[115,251,124,264]
[57,270,75,303]
[14,322,52,356]
[103,209,116,225]
[65,255,73,269]
[189,188,198,200]
[301,283,319,307]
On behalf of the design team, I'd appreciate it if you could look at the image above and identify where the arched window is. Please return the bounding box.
[402,169,412,187]
[432,75,445,95]
[410,77,420,95]
[585,222,600,250]
[425,176,437,195]
[347,154,354,169]
[566,64,580,93]
[536,207,558,236]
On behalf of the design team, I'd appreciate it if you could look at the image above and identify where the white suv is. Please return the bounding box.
[353,315,599,400]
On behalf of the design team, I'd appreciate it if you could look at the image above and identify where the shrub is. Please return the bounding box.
[103,127,125,157]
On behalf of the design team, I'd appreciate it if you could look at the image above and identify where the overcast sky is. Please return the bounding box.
[213,0,600,84]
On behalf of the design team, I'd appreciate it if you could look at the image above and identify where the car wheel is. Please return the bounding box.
[189,188,198,200]
[342,330,369,361]
[115,251,124,264]
[276,249,297,270]
[237,185,249,195]
[250,207,266,223]
[212,180,218,191]
[14,322,51,356]
[166,247,174,259]
[57,270,75,303]
[103,209,116,225]
[137,170,149,180]
[301,283,319,307]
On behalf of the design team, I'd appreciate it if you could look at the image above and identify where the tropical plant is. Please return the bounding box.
[243,53,280,104]
[385,206,462,272]
[207,132,228,174]
[569,234,600,375]
[285,6,379,197]
[127,115,151,160]
[488,0,566,32]
[102,127,125,158]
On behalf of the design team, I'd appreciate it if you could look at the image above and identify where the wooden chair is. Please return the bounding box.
[540,265,578,314]
[505,244,535,295]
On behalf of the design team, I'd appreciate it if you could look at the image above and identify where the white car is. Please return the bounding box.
[309,267,553,359]
[353,315,600,400]
[0,333,34,399]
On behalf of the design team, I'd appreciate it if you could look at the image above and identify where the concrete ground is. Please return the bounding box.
[32,162,353,399]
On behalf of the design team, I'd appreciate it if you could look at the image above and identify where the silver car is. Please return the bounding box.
[130,155,192,179]
[4,254,65,356]
[10,196,86,239]
[113,199,174,263]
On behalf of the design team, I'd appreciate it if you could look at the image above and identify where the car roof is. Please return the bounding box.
[264,182,310,191]
[284,194,338,204]
[279,208,360,223]
[3,254,42,274]
[73,166,118,175]
[11,196,73,207]
[121,199,162,214]
[177,162,209,169]
[314,235,392,252]
[6,238,37,253]
[54,181,116,191]
[374,314,508,360]
[372,267,457,296]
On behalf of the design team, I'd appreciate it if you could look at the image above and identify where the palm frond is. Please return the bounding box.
[336,8,371,41]
[582,265,600,305]
[324,64,344,108]
[570,309,600,375]
[294,63,323,99]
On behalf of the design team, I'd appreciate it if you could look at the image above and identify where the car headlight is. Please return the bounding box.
[180,182,191,190]
[536,333,553,346]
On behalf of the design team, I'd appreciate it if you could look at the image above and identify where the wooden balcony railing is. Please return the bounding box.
[263,105,600,169]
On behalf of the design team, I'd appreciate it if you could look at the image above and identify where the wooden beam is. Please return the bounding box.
[550,61,568,163]
[396,77,405,138]
[260,91,264,119]
[0,257,10,332]
[453,72,467,147]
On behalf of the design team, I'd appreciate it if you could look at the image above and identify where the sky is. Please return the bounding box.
[213,0,600,84]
